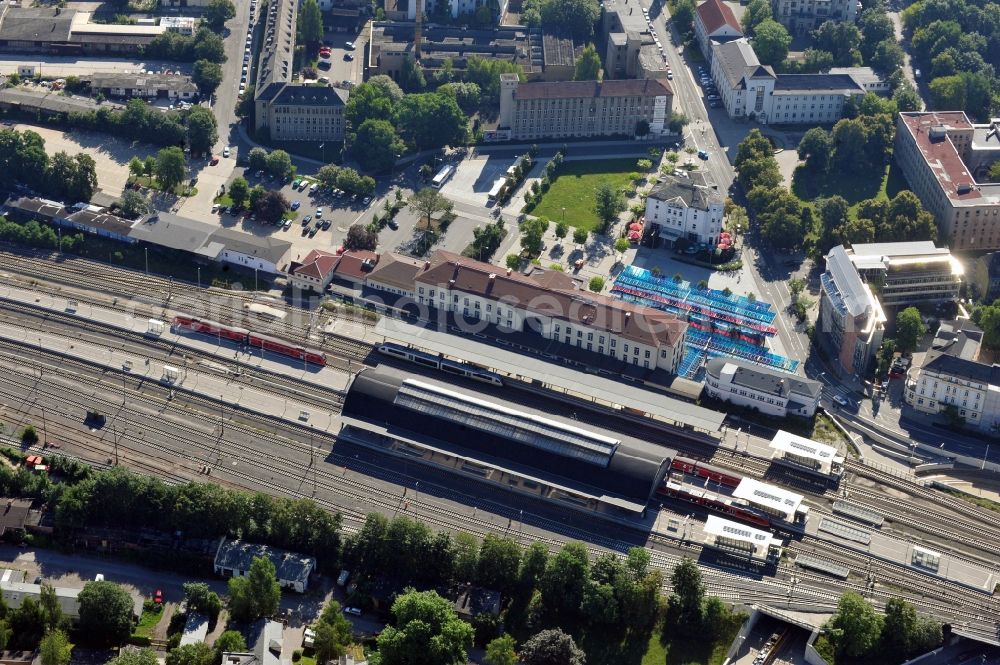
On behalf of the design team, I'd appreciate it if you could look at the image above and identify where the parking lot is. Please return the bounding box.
[440,151,525,208]
[13,122,158,197]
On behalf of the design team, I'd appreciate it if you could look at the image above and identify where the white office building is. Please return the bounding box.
[704,357,822,418]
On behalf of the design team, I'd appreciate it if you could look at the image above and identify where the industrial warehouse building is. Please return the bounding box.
[341,371,672,517]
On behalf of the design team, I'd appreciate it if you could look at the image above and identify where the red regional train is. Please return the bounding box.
[656,479,772,528]
[670,457,742,488]
[172,315,327,367]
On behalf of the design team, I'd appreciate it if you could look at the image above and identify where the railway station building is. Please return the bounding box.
[768,430,844,482]
[340,370,671,518]
[701,515,782,563]
[731,477,807,525]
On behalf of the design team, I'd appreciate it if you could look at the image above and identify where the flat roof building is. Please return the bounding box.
[87,73,198,101]
[732,477,806,524]
[0,6,165,55]
[702,515,783,562]
[499,75,674,140]
[768,430,844,479]
[844,241,963,307]
[601,0,669,80]
[818,245,886,377]
[894,112,1000,251]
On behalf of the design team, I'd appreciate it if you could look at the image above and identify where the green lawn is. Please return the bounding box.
[641,621,741,665]
[128,175,196,197]
[132,607,163,639]
[531,158,642,232]
[791,161,907,214]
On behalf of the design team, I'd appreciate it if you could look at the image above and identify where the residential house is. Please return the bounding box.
[213,539,316,592]
[643,172,724,247]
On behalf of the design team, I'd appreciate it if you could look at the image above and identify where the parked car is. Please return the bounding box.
[387,218,399,230]
[322,219,332,230]
[343,607,362,616]
[283,219,292,230]
[223,146,231,158]
[344,53,354,61]
[832,395,849,407]
[697,149,709,159]
[345,41,355,49]
[291,200,301,210]
[302,214,312,226]
[154,590,163,605]
[308,226,319,237]
[315,207,323,217]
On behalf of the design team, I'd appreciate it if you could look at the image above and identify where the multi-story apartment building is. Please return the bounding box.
[818,245,886,376]
[709,39,863,124]
[770,0,858,36]
[704,357,822,418]
[498,74,673,140]
[905,319,1000,432]
[844,241,963,308]
[253,0,347,142]
[694,0,743,62]
[366,249,688,373]
[643,172,724,246]
[894,112,1000,252]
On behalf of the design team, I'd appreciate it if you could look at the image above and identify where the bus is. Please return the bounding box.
[431,164,455,189]
[487,178,507,203]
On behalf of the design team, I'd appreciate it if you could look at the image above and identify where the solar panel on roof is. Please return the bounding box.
[395,380,619,466]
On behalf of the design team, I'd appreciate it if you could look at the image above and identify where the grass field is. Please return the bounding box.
[640,620,742,665]
[791,161,908,214]
[530,158,641,232]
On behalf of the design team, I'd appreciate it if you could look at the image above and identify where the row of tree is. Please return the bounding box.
[63,99,217,154]
[144,27,227,64]
[824,592,942,663]
[796,102,895,177]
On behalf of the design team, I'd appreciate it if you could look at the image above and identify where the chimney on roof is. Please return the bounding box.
[506,268,512,276]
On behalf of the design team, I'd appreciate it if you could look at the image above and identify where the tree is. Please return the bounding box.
[588,276,605,292]
[668,558,704,629]
[353,119,405,173]
[881,190,936,243]
[520,217,548,257]
[346,80,399,129]
[192,59,224,97]
[214,630,247,659]
[466,57,523,106]
[376,589,474,665]
[409,187,452,226]
[816,195,850,254]
[397,93,468,150]
[297,0,324,46]
[895,307,926,353]
[540,0,600,40]
[615,237,630,256]
[228,176,250,210]
[831,118,867,170]
[893,80,922,112]
[155,147,186,192]
[128,156,144,180]
[70,153,98,202]
[594,182,625,232]
[505,254,521,270]
[827,592,883,659]
[752,20,790,65]
[519,629,586,665]
[119,189,148,219]
[870,40,904,76]
[438,82,482,115]
[758,189,806,249]
[797,127,832,173]
[227,556,281,623]
[236,84,255,117]
[166,643,215,665]
[248,147,268,172]
[205,0,236,30]
[313,601,353,663]
[254,190,289,224]
[671,0,696,33]
[315,164,342,189]
[247,184,266,212]
[192,28,226,63]
[574,45,602,81]
[813,20,862,66]
[185,106,218,156]
[742,0,771,32]
[572,227,589,245]
[539,542,589,623]
[990,162,1000,183]
[265,150,293,181]
[39,629,71,665]
[485,634,518,665]
[40,583,63,631]
[400,56,427,93]
[859,8,894,59]
[471,219,507,262]
[106,650,158,665]
[77,581,134,646]
[344,224,378,251]
[183,582,222,622]
[801,48,834,73]
[929,75,966,111]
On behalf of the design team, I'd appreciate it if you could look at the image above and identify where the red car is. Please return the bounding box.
[153,590,163,604]
[210,156,219,166]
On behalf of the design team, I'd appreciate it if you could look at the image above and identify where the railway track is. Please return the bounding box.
[0,298,347,413]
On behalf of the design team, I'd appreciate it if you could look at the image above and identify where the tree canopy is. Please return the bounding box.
[353,119,405,173]
[297,0,324,46]
[192,59,224,97]
[375,589,474,665]
[752,20,791,66]
[228,556,281,622]
[574,45,602,81]
[895,307,926,353]
[593,182,626,233]
[155,147,187,192]
[519,629,586,665]
[77,581,135,646]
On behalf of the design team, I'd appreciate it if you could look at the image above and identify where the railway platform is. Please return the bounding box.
[802,511,996,593]
[0,285,352,395]
[0,310,345,434]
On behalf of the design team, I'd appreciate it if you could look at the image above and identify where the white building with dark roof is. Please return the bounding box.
[88,72,198,100]
[818,245,886,376]
[829,67,890,95]
[214,539,316,593]
[694,0,743,62]
[709,38,775,120]
[498,74,673,140]
[644,172,724,246]
[704,357,822,417]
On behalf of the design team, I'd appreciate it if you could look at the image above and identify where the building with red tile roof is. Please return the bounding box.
[694,0,743,61]
[895,112,1000,251]
[290,249,378,292]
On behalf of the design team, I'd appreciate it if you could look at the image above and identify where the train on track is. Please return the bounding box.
[172,315,327,367]
[658,456,807,532]
[376,342,504,386]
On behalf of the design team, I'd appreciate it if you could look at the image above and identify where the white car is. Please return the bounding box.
[345,41,355,50]
[223,146,231,158]
[832,395,849,407]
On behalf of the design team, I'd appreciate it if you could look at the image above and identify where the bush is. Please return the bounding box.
[588,276,605,292]
[20,426,38,445]
[292,650,302,662]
